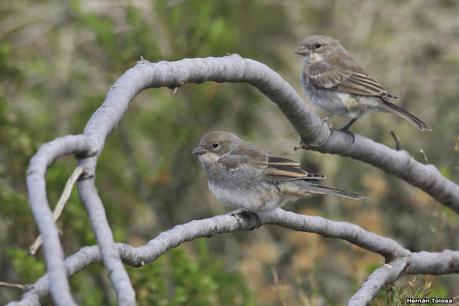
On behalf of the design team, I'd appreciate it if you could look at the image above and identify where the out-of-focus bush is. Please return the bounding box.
[0,0,457,305]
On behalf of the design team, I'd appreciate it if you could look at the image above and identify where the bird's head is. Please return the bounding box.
[192,131,241,165]
[295,35,343,63]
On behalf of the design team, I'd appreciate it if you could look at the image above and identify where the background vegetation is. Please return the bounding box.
[1,0,458,305]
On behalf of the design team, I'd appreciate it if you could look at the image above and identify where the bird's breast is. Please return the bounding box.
[338,93,359,109]
[208,182,286,211]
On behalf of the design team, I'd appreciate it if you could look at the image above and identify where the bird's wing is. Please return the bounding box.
[336,72,395,99]
[217,144,268,171]
[308,60,351,89]
[264,155,325,182]
[308,53,396,99]
[217,147,324,182]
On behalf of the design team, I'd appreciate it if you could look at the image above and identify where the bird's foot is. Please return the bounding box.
[331,128,355,144]
[332,118,358,143]
[294,141,310,151]
[229,209,261,230]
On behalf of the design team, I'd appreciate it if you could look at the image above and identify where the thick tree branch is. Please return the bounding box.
[26,135,97,306]
[8,210,458,306]
[348,258,409,306]
[30,166,84,255]
[406,250,459,275]
[79,55,458,211]
[348,249,459,305]
[316,135,459,211]
[22,55,458,306]
[262,209,409,260]
[77,179,136,306]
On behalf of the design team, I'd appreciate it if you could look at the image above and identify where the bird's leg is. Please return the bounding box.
[228,208,261,229]
[335,118,358,143]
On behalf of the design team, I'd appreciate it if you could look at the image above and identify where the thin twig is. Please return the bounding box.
[29,166,84,255]
[293,141,309,151]
[0,281,31,291]
[390,131,401,151]
[419,149,429,164]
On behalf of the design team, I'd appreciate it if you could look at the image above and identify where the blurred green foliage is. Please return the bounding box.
[376,276,450,306]
[0,0,458,305]
[129,240,255,306]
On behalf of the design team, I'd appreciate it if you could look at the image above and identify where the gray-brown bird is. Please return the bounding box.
[295,35,431,135]
[192,131,362,212]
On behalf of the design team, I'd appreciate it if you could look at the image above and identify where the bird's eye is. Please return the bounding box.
[314,43,322,49]
[212,143,219,148]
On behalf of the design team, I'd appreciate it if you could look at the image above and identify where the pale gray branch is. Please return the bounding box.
[316,135,459,211]
[30,166,84,255]
[26,135,96,306]
[406,250,459,275]
[348,258,409,306]
[348,250,459,305]
[80,55,458,212]
[262,209,409,260]
[22,55,459,306]
[77,179,136,306]
[8,210,459,306]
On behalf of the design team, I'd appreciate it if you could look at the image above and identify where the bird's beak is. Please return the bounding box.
[192,145,206,155]
[294,46,308,56]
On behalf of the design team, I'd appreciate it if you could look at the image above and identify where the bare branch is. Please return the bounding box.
[420,149,429,164]
[0,282,31,291]
[261,209,409,260]
[26,135,97,306]
[21,55,459,306]
[77,179,136,306]
[348,258,409,306]
[348,249,459,306]
[30,167,84,255]
[390,130,401,151]
[78,55,458,212]
[8,210,459,306]
[406,250,459,275]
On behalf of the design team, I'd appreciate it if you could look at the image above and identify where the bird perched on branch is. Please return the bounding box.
[192,131,362,212]
[295,35,431,139]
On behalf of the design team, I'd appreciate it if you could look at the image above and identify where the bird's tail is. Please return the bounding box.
[382,101,431,131]
[281,182,364,200]
[304,184,364,199]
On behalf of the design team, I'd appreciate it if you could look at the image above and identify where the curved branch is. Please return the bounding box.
[8,210,459,306]
[80,55,458,212]
[316,135,459,211]
[30,166,84,255]
[77,179,136,306]
[348,249,459,306]
[348,258,409,306]
[22,55,458,306]
[26,135,97,306]
[262,209,409,260]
